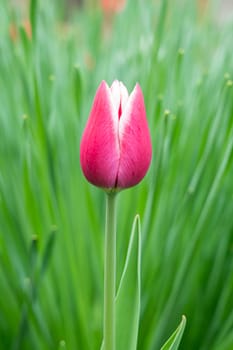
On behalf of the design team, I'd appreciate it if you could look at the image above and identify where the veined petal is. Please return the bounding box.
[80,81,120,188]
[117,83,152,188]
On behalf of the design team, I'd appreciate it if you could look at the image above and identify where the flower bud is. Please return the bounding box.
[80,80,152,191]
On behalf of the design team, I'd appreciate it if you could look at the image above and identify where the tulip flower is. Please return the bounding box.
[100,0,126,42]
[80,80,152,191]
[100,0,126,14]
[80,80,152,350]
[9,20,32,42]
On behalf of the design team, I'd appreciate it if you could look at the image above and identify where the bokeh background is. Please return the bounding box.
[0,0,233,349]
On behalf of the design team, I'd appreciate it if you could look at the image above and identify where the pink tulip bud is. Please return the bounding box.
[80,80,152,191]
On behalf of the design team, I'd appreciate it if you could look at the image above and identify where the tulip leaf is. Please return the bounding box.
[73,66,83,117]
[160,315,186,350]
[115,215,141,350]
[40,227,57,276]
[30,0,38,38]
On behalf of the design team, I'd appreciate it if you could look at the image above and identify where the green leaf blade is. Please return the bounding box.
[115,215,141,350]
[160,315,186,350]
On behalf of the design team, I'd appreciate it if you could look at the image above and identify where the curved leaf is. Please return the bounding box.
[160,315,186,350]
[115,215,141,350]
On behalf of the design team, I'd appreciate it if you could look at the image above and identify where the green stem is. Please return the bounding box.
[104,193,117,350]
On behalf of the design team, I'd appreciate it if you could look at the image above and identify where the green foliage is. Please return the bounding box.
[160,316,186,350]
[115,215,141,350]
[0,0,233,349]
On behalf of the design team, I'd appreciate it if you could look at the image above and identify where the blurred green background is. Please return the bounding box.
[0,0,233,349]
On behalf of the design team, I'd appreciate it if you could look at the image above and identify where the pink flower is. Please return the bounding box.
[80,80,152,191]
[100,0,126,14]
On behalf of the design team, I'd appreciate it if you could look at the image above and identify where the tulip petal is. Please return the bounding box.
[110,80,121,115]
[119,82,129,116]
[110,80,129,119]
[80,81,120,188]
[117,84,152,188]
